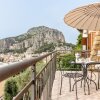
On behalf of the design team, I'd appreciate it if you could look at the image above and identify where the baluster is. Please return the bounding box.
[31,64,36,100]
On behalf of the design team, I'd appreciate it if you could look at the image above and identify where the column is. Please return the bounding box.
[82,30,88,50]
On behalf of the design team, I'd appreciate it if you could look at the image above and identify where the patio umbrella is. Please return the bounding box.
[64,3,100,31]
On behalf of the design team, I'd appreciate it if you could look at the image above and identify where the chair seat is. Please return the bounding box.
[63,73,83,78]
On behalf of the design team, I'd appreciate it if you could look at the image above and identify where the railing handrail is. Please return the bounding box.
[13,53,57,100]
[57,50,91,52]
[13,80,33,100]
[36,54,55,78]
[0,51,56,82]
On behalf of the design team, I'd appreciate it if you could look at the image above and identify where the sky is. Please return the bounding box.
[0,0,100,44]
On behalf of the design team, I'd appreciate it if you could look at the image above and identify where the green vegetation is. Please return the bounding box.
[63,42,75,49]
[15,68,31,91]
[3,47,27,54]
[57,40,63,47]
[13,48,27,53]
[4,78,18,100]
[4,60,45,99]
[15,34,32,42]
[75,32,82,50]
[3,49,14,53]
[36,60,46,73]
[57,53,81,71]
[4,68,31,100]
[35,43,55,53]
[57,30,82,71]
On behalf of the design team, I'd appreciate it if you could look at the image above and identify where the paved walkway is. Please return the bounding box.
[51,71,100,100]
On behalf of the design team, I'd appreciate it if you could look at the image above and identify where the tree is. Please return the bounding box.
[15,68,31,91]
[35,43,55,53]
[57,54,81,71]
[4,78,18,100]
[75,33,82,50]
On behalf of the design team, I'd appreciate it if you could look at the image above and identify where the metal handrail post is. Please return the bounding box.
[31,64,36,100]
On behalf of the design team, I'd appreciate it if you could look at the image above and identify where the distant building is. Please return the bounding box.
[55,46,72,51]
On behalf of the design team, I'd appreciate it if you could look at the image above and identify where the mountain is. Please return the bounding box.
[0,26,65,53]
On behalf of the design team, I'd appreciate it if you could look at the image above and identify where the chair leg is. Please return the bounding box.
[72,77,83,91]
[98,70,100,89]
[60,74,63,95]
[80,80,82,88]
[84,79,86,95]
[75,78,78,100]
[90,71,92,84]
[86,78,90,95]
[69,78,71,92]
[87,77,98,90]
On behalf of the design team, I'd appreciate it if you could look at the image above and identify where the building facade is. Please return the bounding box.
[82,30,100,61]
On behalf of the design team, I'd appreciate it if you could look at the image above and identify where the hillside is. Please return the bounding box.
[0,26,65,53]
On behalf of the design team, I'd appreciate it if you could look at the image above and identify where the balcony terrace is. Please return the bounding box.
[0,50,100,100]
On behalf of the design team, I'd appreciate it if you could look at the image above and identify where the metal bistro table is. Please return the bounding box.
[71,61,99,95]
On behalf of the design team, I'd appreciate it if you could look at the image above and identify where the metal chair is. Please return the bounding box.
[58,56,82,100]
[89,64,100,89]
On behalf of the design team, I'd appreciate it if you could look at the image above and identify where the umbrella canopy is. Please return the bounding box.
[64,3,100,31]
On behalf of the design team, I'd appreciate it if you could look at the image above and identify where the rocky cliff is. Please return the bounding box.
[0,26,65,53]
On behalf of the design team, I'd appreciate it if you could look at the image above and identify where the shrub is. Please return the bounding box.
[75,33,82,50]
[4,78,18,100]
[57,54,81,71]
[15,68,31,91]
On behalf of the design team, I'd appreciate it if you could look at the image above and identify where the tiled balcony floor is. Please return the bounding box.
[51,71,100,100]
